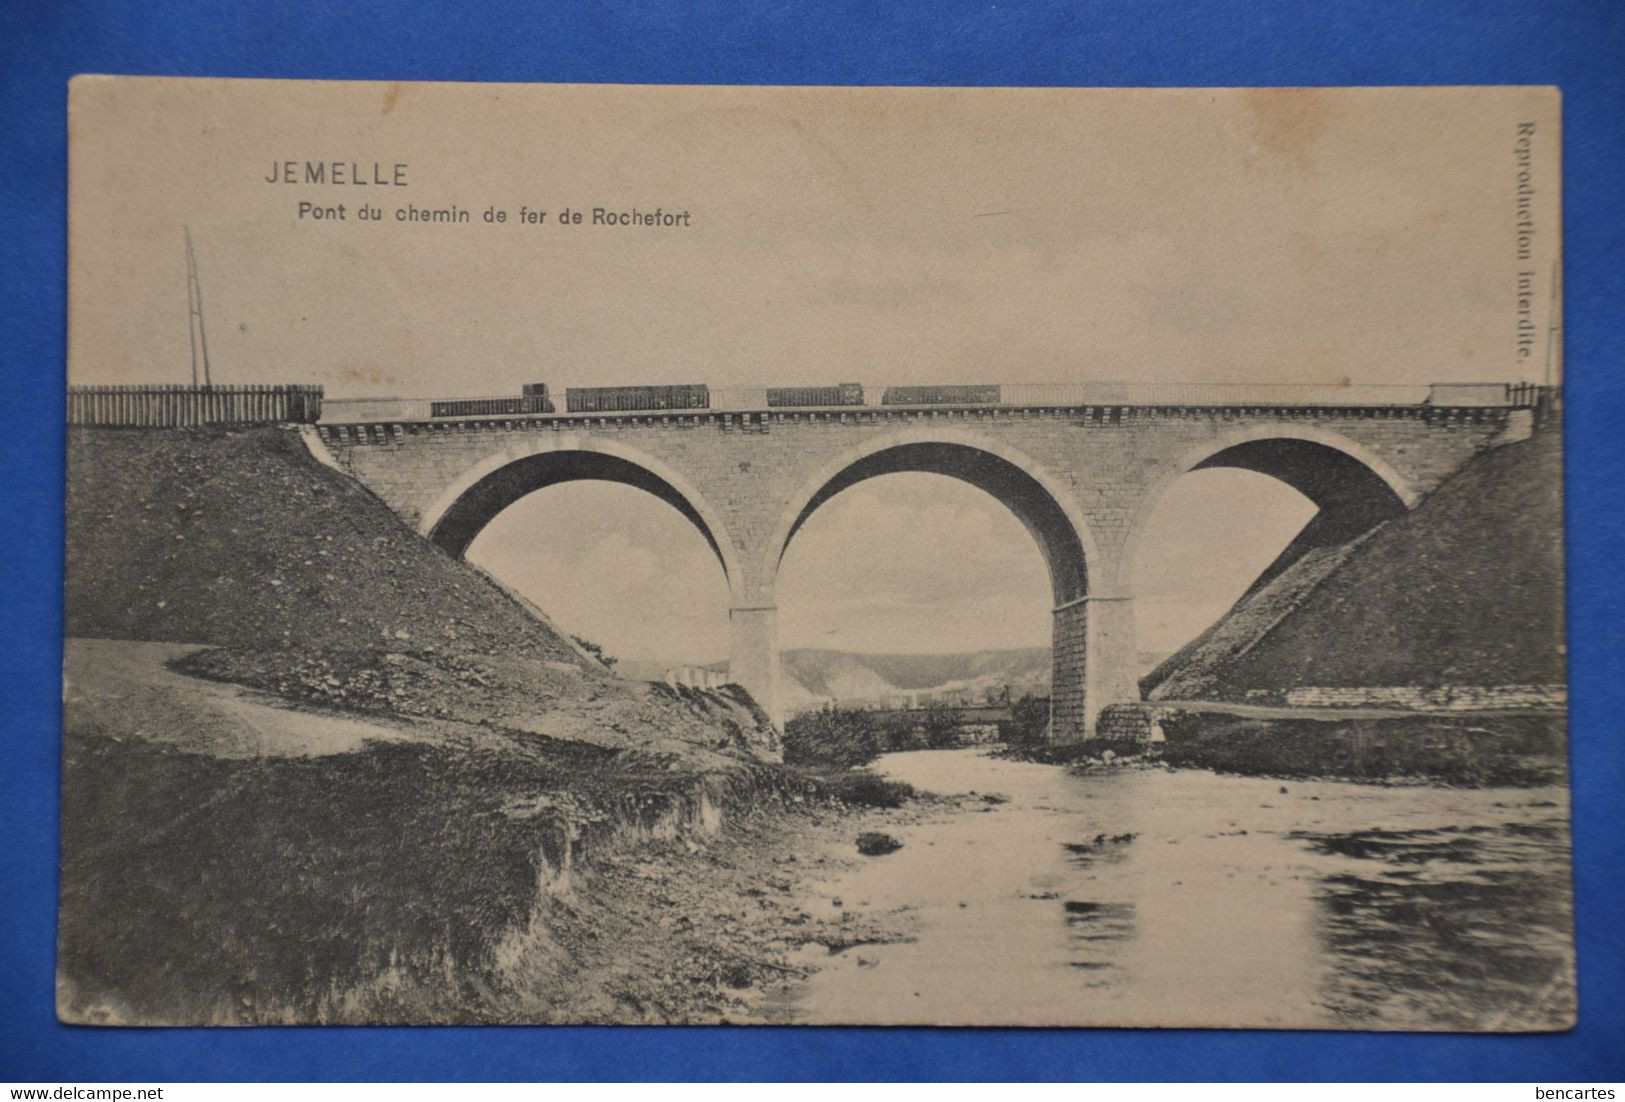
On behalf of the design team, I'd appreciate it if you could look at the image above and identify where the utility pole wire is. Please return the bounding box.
[185,226,213,387]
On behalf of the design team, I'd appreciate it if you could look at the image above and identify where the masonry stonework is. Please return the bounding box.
[1280,684,1568,711]
[1050,599,1088,742]
[315,399,1513,741]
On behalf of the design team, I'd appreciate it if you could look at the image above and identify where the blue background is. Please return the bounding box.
[3,0,1622,1083]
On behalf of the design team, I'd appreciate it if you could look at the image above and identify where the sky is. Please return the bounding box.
[467,468,1316,668]
[68,81,1561,667]
[70,82,1559,395]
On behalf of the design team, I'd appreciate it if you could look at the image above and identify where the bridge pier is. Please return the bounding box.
[1083,594,1140,739]
[1050,594,1140,743]
[727,603,782,731]
[1051,598,1089,741]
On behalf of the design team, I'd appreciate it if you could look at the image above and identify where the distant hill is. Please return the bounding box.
[1145,427,1565,700]
[623,647,1174,702]
[779,647,1051,709]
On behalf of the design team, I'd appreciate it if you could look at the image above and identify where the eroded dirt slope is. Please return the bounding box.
[67,425,584,662]
[65,424,775,754]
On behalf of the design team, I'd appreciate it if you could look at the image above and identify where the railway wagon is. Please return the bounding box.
[880,384,1002,406]
[765,383,865,408]
[565,384,711,413]
[430,386,553,417]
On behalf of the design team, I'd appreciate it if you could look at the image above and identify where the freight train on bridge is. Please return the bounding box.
[425,381,978,418]
[354,379,1549,426]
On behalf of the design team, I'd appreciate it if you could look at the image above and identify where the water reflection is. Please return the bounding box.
[1304,822,1574,1029]
[1062,900,1134,979]
[768,748,1573,1030]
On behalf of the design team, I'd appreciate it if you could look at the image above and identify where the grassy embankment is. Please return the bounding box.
[781,696,1052,796]
[60,426,900,1023]
[780,707,921,806]
[1147,429,1566,701]
[1154,712,1566,786]
[1138,428,1568,786]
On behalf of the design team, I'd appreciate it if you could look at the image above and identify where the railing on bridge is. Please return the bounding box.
[1507,381,1542,407]
[317,380,1556,424]
[68,384,324,427]
[321,397,436,422]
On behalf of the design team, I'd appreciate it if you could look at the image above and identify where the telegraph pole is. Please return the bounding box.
[185,226,213,387]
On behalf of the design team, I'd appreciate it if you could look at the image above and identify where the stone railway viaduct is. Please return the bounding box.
[311,382,1538,742]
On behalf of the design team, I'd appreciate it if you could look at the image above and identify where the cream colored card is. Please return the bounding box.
[63,78,1569,1029]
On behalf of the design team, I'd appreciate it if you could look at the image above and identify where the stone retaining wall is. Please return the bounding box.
[1281,684,1567,711]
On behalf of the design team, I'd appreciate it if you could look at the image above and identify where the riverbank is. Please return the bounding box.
[995,707,1568,788]
[59,715,923,1025]
[766,748,1575,1030]
[59,654,1575,1030]
[1155,709,1568,787]
[62,426,914,1023]
[60,638,924,1024]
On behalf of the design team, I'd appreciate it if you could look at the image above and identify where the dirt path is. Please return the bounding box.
[64,637,432,758]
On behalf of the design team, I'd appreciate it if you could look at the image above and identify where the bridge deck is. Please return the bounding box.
[318,381,1530,425]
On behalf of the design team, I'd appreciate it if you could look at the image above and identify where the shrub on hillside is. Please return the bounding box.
[1007,694,1050,746]
[819,770,914,808]
[921,702,962,749]
[571,635,617,669]
[783,706,882,769]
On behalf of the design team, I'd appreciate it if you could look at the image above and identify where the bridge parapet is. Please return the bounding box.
[319,381,1549,426]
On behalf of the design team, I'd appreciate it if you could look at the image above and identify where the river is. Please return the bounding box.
[766,748,1574,1030]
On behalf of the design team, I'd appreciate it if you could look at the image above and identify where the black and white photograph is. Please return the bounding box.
[60,78,1571,1029]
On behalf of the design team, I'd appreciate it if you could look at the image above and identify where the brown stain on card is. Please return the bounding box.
[1243,89,1332,170]
[381,83,404,116]
[334,365,399,385]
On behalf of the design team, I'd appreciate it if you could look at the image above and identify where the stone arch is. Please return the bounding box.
[1120,423,1418,594]
[418,435,747,603]
[764,426,1100,604]
[762,426,1107,742]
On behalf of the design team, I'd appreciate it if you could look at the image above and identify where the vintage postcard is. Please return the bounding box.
[62,78,1569,1028]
